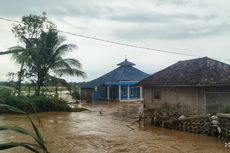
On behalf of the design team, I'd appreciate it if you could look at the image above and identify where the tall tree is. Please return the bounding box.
[29,29,86,95]
[11,13,53,96]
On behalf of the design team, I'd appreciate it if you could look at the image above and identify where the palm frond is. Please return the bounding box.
[51,60,73,71]
[58,58,82,68]
[52,44,77,59]
[54,68,86,78]
[52,58,81,69]
[10,46,26,63]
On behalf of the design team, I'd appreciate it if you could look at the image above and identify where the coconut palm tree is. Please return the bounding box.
[29,29,86,95]
[10,14,49,96]
[10,46,29,95]
[10,46,39,95]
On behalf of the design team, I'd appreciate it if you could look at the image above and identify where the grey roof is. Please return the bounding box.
[82,59,149,88]
[138,57,230,87]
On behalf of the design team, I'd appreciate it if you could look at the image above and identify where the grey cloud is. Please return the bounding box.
[0,0,109,18]
[112,22,230,40]
[154,0,192,5]
[108,12,218,23]
[153,0,207,7]
[0,0,227,41]
[0,0,217,24]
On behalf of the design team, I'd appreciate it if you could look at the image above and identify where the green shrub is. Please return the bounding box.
[0,95,72,113]
[31,96,71,112]
[0,88,12,100]
[3,96,33,113]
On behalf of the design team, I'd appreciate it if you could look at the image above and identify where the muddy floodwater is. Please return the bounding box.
[0,102,229,153]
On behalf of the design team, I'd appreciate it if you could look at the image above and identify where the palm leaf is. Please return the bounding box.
[0,142,40,153]
[0,104,49,152]
[0,124,41,145]
[0,49,24,56]
[53,44,77,57]
[57,58,81,68]
[0,104,26,114]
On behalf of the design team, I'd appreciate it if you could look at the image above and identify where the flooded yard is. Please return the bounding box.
[0,101,229,153]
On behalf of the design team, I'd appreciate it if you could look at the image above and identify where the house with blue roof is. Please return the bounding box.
[81,59,149,102]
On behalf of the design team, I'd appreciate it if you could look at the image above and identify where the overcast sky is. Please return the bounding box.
[0,0,230,82]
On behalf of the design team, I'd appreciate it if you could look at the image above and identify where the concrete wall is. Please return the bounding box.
[144,86,230,114]
[144,86,206,114]
[205,86,230,114]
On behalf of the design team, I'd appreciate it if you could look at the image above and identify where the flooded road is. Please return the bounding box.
[0,101,229,153]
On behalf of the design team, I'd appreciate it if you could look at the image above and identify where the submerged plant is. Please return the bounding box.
[0,104,49,153]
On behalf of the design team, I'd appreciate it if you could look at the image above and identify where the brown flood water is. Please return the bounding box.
[0,101,229,153]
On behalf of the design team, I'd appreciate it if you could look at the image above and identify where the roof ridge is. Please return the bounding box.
[117,58,136,67]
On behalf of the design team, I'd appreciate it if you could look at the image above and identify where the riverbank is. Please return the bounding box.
[0,95,87,114]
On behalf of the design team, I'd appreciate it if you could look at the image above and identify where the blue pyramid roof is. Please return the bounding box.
[117,58,135,66]
[82,59,149,88]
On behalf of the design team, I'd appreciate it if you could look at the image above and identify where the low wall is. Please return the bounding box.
[144,111,230,141]
[217,113,230,140]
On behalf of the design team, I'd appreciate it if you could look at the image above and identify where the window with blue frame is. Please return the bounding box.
[121,86,127,97]
[130,86,135,96]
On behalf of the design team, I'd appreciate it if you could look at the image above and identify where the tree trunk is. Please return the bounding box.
[55,84,58,98]
[17,60,25,96]
[36,73,42,95]
[36,71,47,96]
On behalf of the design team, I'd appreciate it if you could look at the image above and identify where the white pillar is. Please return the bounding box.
[127,85,130,100]
[107,86,110,100]
[118,85,121,101]
[140,86,143,100]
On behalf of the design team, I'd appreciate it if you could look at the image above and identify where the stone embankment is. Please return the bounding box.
[143,111,230,141]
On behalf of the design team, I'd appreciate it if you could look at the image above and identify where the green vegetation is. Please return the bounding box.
[0,13,86,114]
[0,96,69,114]
[11,14,50,96]
[0,104,49,153]
[0,89,86,113]
[9,13,85,96]
[0,13,87,152]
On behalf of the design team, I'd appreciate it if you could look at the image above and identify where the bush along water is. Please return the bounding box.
[0,95,86,114]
